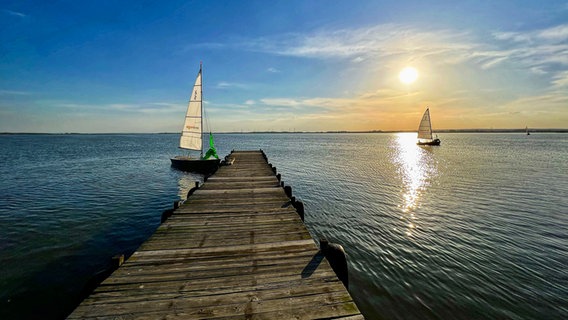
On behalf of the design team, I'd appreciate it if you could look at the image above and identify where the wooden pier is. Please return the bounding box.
[68,150,363,319]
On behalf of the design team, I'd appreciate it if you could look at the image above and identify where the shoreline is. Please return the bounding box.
[2,129,568,135]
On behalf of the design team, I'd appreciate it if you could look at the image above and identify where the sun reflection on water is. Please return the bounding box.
[392,133,438,236]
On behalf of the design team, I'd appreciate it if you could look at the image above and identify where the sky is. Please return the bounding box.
[1,0,567,133]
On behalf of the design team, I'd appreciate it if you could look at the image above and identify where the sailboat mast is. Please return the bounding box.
[428,108,433,137]
[200,62,203,158]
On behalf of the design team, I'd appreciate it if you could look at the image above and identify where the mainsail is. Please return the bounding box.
[417,108,433,140]
[179,68,202,151]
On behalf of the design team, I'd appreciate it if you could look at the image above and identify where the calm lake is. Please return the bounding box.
[0,133,566,319]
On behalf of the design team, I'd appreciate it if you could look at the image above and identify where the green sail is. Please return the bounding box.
[203,132,219,159]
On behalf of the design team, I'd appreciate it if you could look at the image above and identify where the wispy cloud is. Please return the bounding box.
[551,71,568,87]
[491,24,568,67]
[214,92,418,131]
[538,24,568,42]
[233,23,568,80]
[237,23,568,101]
[0,90,32,95]
[239,24,477,64]
[267,67,279,73]
[180,42,225,53]
[481,57,508,69]
[259,93,401,114]
[260,98,303,108]
[57,102,184,113]
[493,32,531,42]
[3,9,26,18]
[216,81,249,89]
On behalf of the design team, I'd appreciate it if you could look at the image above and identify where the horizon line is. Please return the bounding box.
[2,128,568,135]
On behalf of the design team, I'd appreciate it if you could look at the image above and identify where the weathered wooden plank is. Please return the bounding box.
[67,150,363,319]
[138,232,313,251]
[75,290,356,318]
[131,239,315,258]
[100,256,332,285]
[150,221,309,235]
[142,225,311,241]
[206,176,276,181]
[68,290,355,318]
[200,182,282,190]
[156,218,305,233]
[163,213,301,226]
[125,242,319,267]
[114,249,320,274]
[174,205,295,215]
[152,221,308,235]
[81,278,348,306]
[193,187,283,195]
[174,206,297,215]
[141,230,311,245]
[82,279,345,305]
[93,269,340,296]
[178,200,293,209]
[150,225,308,241]
[185,193,287,200]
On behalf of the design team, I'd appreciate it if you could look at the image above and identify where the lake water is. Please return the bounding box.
[0,133,566,319]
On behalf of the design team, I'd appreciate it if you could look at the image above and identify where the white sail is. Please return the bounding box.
[417,108,433,140]
[179,68,202,150]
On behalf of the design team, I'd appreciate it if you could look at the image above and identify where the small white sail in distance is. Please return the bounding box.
[417,108,433,140]
[179,68,202,151]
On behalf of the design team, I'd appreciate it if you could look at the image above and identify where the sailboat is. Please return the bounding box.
[170,63,220,173]
[416,107,441,146]
[526,126,530,135]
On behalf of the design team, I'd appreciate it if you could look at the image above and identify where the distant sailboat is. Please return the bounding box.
[526,126,530,135]
[170,63,220,173]
[417,107,441,146]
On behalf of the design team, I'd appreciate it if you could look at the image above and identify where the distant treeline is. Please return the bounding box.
[2,128,568,135]
[220,128,568,134]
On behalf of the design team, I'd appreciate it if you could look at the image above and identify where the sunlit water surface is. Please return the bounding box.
[0,133,566,319]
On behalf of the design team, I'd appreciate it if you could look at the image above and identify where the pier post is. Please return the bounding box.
[320,238,349,288]
[187,181,200,198]
[294,200,305,221]
[112,254,125,268]
[161,200,182,223]
[284,185,292,198]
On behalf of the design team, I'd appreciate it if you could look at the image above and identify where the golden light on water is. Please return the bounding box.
[392,132,437,236]
[394,133,425,212]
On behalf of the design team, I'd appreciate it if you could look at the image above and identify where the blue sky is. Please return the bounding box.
[1,0,567,133]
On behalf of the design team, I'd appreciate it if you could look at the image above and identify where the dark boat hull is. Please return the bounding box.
[417,138,441,146]
[170,156,220,174]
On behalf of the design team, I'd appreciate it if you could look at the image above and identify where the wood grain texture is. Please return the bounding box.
[67,150,363,319]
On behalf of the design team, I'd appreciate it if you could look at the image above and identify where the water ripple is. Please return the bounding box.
[1,133,567,320]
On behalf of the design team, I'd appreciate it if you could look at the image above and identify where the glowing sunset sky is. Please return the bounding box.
[1,1,567,133]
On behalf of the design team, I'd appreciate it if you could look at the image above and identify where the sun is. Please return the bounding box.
[399,67,418,84]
